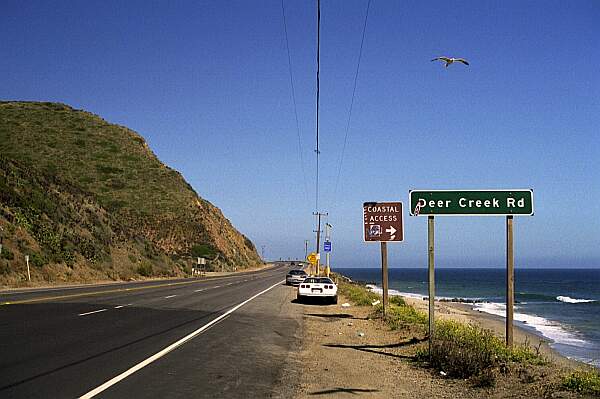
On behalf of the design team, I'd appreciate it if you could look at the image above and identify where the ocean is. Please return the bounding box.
[335,267,600,368]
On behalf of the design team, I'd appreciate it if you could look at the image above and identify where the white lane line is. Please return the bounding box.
[213,285,221,289]
[164,295,177,299]
[194,289,205,292]
[79,279,284,399]
[226,283,233,286]
[78,309,108,317]
[114,304,132,309]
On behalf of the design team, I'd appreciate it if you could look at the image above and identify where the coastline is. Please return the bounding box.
[401,295,585,369]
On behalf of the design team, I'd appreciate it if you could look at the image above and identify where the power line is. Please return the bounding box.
[281,0,309,204]
[332,0,372,210]
[315,0,321,213]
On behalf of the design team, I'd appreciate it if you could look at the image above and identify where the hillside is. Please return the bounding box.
[0,101,261,286]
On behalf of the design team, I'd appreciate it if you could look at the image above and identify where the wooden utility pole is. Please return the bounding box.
[506,215,514,347]
[304,240,309,262]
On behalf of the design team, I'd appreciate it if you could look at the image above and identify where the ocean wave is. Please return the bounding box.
[473,302,587,346]
[556,296,597,304]
[365,286,590,348]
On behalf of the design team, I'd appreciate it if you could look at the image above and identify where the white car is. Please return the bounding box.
[297,277,338,304]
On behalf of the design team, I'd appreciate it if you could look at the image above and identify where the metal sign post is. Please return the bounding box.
[363,202,404,317]
[506,216,514,347]
[428,216,435,358]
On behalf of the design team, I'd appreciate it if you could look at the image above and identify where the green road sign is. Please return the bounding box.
[409,190,534,216]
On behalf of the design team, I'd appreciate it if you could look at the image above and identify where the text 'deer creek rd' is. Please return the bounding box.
[417,197,527,209]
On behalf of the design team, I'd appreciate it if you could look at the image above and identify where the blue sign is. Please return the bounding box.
[323,241,332,252]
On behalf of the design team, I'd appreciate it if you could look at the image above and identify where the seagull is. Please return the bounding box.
[431,56,469,68]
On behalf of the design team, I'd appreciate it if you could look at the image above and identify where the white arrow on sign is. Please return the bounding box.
[385,226,396,240]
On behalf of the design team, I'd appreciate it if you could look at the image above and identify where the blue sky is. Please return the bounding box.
[2,1,599,267]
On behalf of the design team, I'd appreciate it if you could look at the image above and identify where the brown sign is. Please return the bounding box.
[363,202,404,242]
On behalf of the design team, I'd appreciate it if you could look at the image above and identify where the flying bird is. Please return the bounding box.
[431,56,469,68]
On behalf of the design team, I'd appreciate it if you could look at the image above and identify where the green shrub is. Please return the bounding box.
[337,281,380,306]
[419,320,544,379]
[190,243,218,258]
[562,370,600,395]
[389,295,407,306]
[1,246,14,260]
[137,262,153,277]
[384,303,428,330]
[29,252,46,267]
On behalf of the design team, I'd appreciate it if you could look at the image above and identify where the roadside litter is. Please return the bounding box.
[371,300,380,306]
[341,303,351,308]
[357,332,365,337]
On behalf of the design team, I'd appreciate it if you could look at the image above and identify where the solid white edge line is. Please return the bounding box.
[79,279,285,399]
[78,309,108,316]
[164,295,177,299]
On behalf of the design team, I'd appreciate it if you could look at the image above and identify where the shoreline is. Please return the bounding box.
[402,295,585,369]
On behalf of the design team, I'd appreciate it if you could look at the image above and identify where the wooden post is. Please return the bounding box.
[428,216,435,357]
[26,255,31,282]
[506,215,514,347]
[380,241,389,317]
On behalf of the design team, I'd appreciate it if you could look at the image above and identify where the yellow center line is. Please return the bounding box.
[0,269,281,306]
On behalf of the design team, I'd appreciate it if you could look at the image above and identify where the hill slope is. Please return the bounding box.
[0,101,261,286]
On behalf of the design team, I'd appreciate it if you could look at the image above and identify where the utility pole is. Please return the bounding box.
[313,212,327,276]
[261,245,266,260]
[304,240,309,262]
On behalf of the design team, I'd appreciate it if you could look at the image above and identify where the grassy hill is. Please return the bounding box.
[0,101,261,286]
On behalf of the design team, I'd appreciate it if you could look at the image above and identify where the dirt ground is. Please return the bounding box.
[290,294,592,399]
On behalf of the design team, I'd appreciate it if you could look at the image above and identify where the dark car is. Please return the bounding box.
[286,269,308,286]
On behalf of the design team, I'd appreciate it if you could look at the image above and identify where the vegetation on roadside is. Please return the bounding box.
[336,278,380,306]
[417,319,546,382]
[337,278,559,389]
[562,370,600,396]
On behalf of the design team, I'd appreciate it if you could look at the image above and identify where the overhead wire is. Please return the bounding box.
[315,0,321,213]
[281,0,310,205]
[331,0,372,211]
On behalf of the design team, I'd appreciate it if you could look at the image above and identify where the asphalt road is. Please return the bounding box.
[0,264,303,398]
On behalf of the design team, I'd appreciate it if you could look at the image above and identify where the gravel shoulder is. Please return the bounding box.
[291,292,592,399]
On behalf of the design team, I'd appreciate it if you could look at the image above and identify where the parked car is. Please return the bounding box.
[286,269,308,286]
[297,277,338,304]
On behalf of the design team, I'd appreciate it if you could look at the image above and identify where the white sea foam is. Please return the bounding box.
[366,285,589,348]
[556,296,597,304]
[366,284,427,300]
[473,302,587,346]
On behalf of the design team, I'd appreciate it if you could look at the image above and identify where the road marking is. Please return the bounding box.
[78,309,108,316]
[0,269,283,306]
[226,283,233,286]
[164,295,177,299]
[213,285,221,289]
[194,289,205,292]
[79,279,284,399]
[114,304,132,309]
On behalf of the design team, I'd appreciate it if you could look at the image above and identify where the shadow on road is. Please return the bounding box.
[309,387,380,395]
[305,313,367,320]
[322,336,426,360]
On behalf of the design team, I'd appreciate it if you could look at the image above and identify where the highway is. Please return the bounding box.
[0,264,302,398]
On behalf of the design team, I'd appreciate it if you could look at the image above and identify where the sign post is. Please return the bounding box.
[428,215,435,358]
[25,255,31,282]
[410,189,533,348]
[506,216,514,347]
[363,202,404,317]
